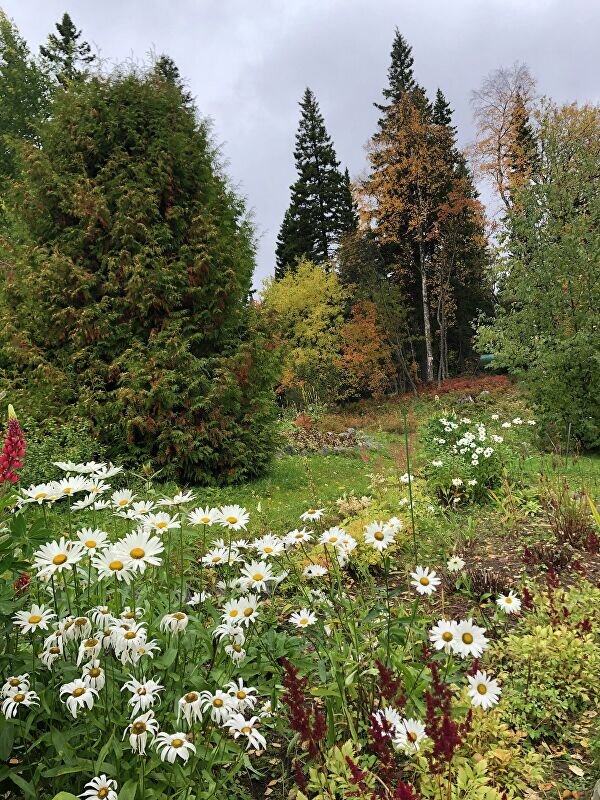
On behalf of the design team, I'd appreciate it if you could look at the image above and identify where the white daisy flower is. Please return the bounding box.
[87,480,111,496]
[72,493,96,511]
[455,619,489,658]
[90,606,115,628]
[289,608,317,628]
[373,707,403,734]
[217,505,250,530]
[432,460,443,467]
[155,731,196,763]
[429,619,459,653]
[20,483,53,504]
[57,476,91,498]
[13,604,55,635]
[94,499,112,511]
[226,714,266,750]
[188,506,219,526]
[447,555,465,572]
[92,550,134,584]
[187,591,210,606]
[158,491,195,507]
[236,594,260,625]
[199,689,235,723]
[77,636,102,666]
[76,528,110,556]
[40,645,63,669]
[364,521,396,552]
[202,547,232,566]
[130,500,156,516]
[393,718,427,754]
[1,687,39,718]
[141,511,180,533]
[239,560,276,593]
[496,590,522,614]
[92,463,123,480]
[1,674,30,698]
[81,660,105,690]
[79,774,118,800]
[177,691,203,725]
[125,710,159,754]
[221,599,245,624]
[227,678,258,712]
[284,528,313,546]
[32,537,86,578]
[111,489,135,509]
[319,527,346,548]
[130,640,161,664]
[303,564,328,578]
[300,508,324,522]
[114,529,164,573]
[224,643,246,663]
[121,676,164,717]
[451,477,463,487]
[253,534,285,558]
[410,566,441,596]
[213,621,245,644]
[467,670,502,710]
[60,679,98,718]
[159,612,188,634]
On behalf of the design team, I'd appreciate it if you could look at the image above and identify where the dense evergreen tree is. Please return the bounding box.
[0,12,49,191]
[39,12,95,86]
[0,67,279,483]
[275,88,356,277]
[380,28,416,103]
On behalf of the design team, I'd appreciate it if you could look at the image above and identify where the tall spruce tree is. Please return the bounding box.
[275,88,356,277]
[39,12,95,86]
[381,28,416,102]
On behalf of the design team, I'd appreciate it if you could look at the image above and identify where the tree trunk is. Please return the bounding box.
[419,239,434,383]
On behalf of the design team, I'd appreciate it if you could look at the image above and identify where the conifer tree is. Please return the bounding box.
[275,88,356,276]
[39,12,96,86]
[381,28,416,102]
[0,67,278,483]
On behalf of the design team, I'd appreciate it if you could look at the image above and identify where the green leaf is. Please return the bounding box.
[0,719,15,760]
[51,794,79,800]
[119,779,138,800]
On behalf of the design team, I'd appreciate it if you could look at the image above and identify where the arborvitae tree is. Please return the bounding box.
[0,12,49,190]
[275,88,356,277]
[39,12,96,86]
[0,67,279,483]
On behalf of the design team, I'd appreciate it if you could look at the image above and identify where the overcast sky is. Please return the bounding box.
[3,0,600,287]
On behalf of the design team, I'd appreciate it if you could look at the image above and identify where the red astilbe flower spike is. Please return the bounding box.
[394,782,421,800]
[14,572,30,597]
[424,659,463,774]
[279,657,326,760]
[367,712,399,784]
[346,757,369,794]
[0,407,26,485]
[375,659,406,708]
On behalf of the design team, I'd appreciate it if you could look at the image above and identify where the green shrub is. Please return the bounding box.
[493,624,600,741]
[0,66,278,484]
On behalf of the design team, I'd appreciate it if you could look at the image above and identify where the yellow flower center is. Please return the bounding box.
[213,698,224,708]
[122,611,135,619]
[13,693,25,702]
[84,638,98,647]
[28,614,42,624]
[130,547,145,559]
[201,517,210,523]
[53,554,68,565]
[233,644,242,653]
[242,726,251,734]
[156,521,167,529]
[252,573,264,582]
[75,618,88,627]
[243,607,254,617]
[63,488,72,495]
[442,631,453,642]
[212,556,222,563]
[137,688,147,695]
[505,597,513,604]
[462,633,474,645]
[299,618,308,626]
[85,540,96,549]
[131,721,146,734]
[236,690,246,700]
[50,646,60,654]
[109,560,124,571]
[98,788,109,799]
[419,577,430,586]
[124,632,136,640]
[9,679,20,686]
[226,516,238,524]
[172,738,184,748]
[374,531,385,541]
[72,687,86,698]
[328,537,338,544]
[477,683,488,695]
[407,731,418,743]
[89,668,101,678]
[34,492,47,500]
[185,692,198,703]
[118,499,128,506]
[264,546,273,553]
[173,613,186,621]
